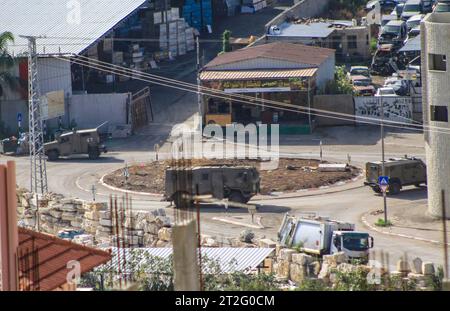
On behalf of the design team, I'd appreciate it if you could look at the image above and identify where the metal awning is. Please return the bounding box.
[104,247,275,274]
[200,68,318,81]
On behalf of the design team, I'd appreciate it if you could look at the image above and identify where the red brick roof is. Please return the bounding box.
[204,42,335,70]
[18,228,111,291]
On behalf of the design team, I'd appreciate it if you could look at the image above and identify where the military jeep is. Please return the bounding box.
[44,128,107,161]
[165,166,260,208]
[364,156,426,195]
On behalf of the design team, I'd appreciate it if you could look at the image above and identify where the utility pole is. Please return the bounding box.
[196,36,202,133]
[21,35,48,195]
[380,97,388,224]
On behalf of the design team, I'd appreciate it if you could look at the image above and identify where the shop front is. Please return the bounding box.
[200,69,317,134]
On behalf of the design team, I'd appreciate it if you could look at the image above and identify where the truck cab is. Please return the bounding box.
[278,215,374,262]
[364,156,427,194]
[331,231,373,262]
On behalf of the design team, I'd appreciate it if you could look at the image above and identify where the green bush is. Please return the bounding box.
[375,218,393,227]
[321,65,353,95]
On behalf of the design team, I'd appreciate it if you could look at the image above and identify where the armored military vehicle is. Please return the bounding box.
[364,156,426,194]
[44,127,107,161]
[165,166,260,208]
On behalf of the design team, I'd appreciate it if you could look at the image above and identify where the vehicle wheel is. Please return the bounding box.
[47,150,59,161]
[228,191,249,205]
[389,182,401,195]
[88,148,100,160]
[173,191,192,209]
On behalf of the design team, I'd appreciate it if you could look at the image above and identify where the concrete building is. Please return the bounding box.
[265,20,372,61]
[0,0,154,135]
[421,12,450,218]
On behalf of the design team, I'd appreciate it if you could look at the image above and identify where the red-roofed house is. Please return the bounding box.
[199,42,335,133]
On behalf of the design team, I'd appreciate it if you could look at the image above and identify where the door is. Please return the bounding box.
[414,162,427,183]
[211,170,224,200]
[71,134,82,154]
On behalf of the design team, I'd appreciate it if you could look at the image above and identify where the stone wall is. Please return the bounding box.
[261,241,440,290]
[17,190,173,248]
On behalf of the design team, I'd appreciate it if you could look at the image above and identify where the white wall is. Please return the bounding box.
[37,57,72,97]
[68,93,131,130]
[315,55,335,91]
[422,13,450,218]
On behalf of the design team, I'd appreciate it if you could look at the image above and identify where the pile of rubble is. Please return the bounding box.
[262,244,440,290]
[16,190,173,248]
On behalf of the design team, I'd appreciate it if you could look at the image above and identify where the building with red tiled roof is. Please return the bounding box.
[17,228,112,291]
[200,42,335,132]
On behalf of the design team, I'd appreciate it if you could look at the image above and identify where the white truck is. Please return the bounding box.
[278,214,374,262]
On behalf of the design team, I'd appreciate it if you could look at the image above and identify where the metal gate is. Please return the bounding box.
[130,87,153,132]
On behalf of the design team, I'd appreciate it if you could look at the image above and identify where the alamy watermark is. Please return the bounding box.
[67,0,81,25]
[171,122,280,170]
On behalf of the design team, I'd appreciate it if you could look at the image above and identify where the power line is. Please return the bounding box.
[56,54,445,136]
[52,55,437,137]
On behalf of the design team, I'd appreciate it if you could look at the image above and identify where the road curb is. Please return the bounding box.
[361,214,450,246]
[97,171,365,200]
[252,172,365,201]
[99,173,163,197]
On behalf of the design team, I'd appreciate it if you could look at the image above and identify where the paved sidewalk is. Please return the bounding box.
[362,195,450,246]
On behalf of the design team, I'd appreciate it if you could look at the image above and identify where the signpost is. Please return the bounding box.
[378,176,389,223]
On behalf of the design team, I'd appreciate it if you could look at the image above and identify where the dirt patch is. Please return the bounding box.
[103,158,360,195]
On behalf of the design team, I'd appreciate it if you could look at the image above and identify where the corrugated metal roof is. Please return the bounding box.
[204,42,335,69]
[105,247,275,274]
[0,0,147,56]
[200,68,318,81]
[272,22,335,38]
[18,228,112,291]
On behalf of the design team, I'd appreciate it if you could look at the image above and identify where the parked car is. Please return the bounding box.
[371,44,406,75]
[384,77,409,95]
[401,0,423,20]
[406,14,424,30]
[423,0,437,11]
[381,14,398,28]
[352,75,376,96]
[406,25,421,40]
[434,1,450,11]
[348,66,372,81]
[376,87,398,96]
[391,3,406,17]
[378,20,408,47]
[366,0,399,10]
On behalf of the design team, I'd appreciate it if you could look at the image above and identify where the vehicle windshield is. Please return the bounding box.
[407,20,420,29]
[354,80,370,86]
[382,25,400,34]
[351,68,369,76]
[343,233,370,251]
[379,88,395,95]
[403,4,420,11]
[435,3,450,12]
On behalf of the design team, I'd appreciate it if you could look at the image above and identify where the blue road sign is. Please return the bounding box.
[17,113,22,122]
[378,176,389,186]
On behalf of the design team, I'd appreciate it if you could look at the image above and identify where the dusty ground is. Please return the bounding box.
[103,158,360,195]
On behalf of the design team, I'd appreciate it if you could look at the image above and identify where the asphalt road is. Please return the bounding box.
[2,124,446,271]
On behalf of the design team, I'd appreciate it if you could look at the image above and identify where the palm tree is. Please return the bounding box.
[0,31,16,97]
